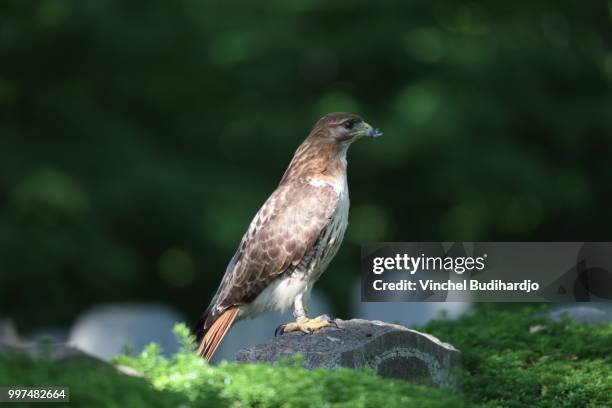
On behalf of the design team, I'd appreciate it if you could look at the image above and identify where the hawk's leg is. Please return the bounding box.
[275,293,337,336]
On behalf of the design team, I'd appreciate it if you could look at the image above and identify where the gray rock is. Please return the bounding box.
[235,318,460,388]
[68,303,185,360]
[548,303,612,325]
[0,341,146,379]
[0,318,104,364]
[0,319,20,346]
[0,342,105,365]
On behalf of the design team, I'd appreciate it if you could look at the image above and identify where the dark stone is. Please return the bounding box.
[235,318,460,388]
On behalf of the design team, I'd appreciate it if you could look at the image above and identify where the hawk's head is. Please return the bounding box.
[311,112,382,143]
[280,112,382,183]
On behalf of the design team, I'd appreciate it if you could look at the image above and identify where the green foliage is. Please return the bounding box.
[0,322,466,407]
[0,354,183,408]
[114,314,611,407]
[2,308,610,407]
[424,304,612,407]
[113,323,466,407]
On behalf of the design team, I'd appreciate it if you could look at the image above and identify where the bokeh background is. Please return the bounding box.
[1,1,611,336]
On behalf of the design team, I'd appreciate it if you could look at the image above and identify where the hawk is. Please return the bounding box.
[194,112,382,361]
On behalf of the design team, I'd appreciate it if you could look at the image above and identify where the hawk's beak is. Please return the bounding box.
[362,122,383,138]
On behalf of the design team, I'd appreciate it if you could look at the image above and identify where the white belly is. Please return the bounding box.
[239,273,309,319]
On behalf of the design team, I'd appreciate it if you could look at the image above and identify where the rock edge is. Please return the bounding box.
[235,318,460,388]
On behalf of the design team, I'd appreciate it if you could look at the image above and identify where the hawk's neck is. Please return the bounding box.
[279,137,349,187]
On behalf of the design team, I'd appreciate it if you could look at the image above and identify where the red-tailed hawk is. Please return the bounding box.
[194,112,382,361]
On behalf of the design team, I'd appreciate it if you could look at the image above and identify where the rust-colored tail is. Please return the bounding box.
[196,307,239,361]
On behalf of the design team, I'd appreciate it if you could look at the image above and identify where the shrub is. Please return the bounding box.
[2,305,610,407]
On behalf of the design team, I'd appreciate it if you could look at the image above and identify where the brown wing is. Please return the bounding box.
[195,180,339,341]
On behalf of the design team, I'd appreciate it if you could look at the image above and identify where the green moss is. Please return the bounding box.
[0,323,464,407]
[1,305,610,407]
[112,323,466,407]
[424,304,612,407]
[0,353,182,408]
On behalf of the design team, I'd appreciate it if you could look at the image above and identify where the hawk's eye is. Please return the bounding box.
[343,120,355,130]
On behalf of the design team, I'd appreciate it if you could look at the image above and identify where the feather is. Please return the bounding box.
[195,181,339,329]
[196,307,239,361]
[193,113,365,360]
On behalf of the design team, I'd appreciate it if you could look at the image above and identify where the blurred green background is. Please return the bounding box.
[1,0,611,331]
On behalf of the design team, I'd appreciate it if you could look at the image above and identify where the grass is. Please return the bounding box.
[0,304,610,407]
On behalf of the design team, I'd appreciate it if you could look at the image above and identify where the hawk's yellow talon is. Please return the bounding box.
[279,316,334,335]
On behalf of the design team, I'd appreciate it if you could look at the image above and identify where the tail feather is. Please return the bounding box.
[196,307,239,361]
